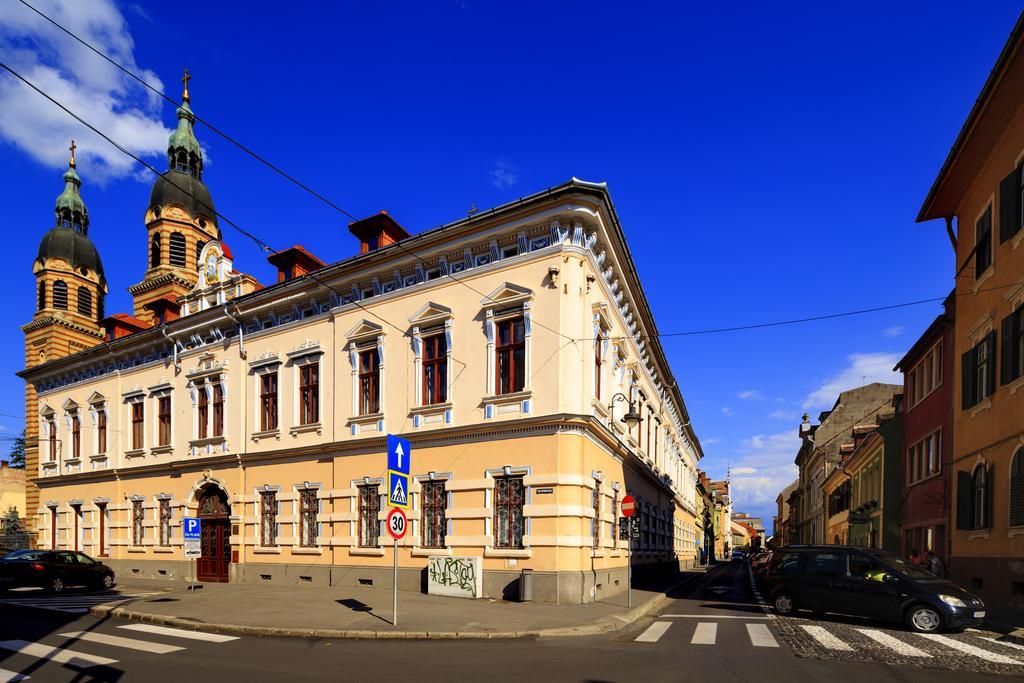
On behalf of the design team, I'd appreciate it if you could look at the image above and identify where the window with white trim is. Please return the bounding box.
[358,484,380,547]
[260,490,278,547]
[298,487,319,548]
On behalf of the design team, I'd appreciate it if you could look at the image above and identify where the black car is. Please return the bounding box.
[0,550,116,593]
[765,545,984,633]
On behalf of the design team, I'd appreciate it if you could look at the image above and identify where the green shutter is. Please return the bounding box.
[1000,167,1022,242]
[986,331,998,399]
[956,470,972,530]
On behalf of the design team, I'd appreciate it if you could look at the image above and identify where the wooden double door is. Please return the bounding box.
[196,488,231,583]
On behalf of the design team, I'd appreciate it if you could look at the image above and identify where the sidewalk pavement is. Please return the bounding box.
[93,566,718,640]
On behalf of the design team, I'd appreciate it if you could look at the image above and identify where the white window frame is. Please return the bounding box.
[249,353,282,437]
[287,343,324,433]
[292,482,323,552]
[148,383,173,452]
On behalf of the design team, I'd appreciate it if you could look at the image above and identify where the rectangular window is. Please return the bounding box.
[159,499,171,546]
[422,333,448,405]
[71,414,80,459]
[976,204,993,276]
[999,163,1023,243]
[97,410,107,454]
[132,500,144,546]
[260,372,278,431]
[907,342,943,409]
[962,332,997,409]
[495,317,525,395]
[212,383,224,437]
[157,396,171,446]
[420,480,447,549]
[358,484,380,547]
[131,403,144,450]
[594,333,603,400]
[1001,305,1024,386]
[359,349,380,415]
[300,363,319,425]
[260,490,278,547]
[494,475,525,549]
[299,488,318,548]
[47,419,57,461]
[198,387,209,440]
[97,503,106,557]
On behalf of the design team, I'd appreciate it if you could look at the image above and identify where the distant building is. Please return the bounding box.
[774,478,798,546]
[845,402,904,554]
[0,462,26,521]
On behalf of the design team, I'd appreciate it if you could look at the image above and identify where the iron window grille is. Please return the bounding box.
[132,500,144,546]
[593,482,601,548]
[495,317,526,395]
[299,488,318,547]
[159,499,171,546]
[260,372,278,431]
[260,490,278,547]
[358,484,380,547]
[494,476,525,549]
[420,481,447,549]
[422,334,448,405]
[300,363,319,425]
[359,349,380,415]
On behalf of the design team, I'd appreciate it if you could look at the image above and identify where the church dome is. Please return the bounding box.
[36,225,104,278]
[148,170,218,226]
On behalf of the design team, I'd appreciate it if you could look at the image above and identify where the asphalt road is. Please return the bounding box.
[0,563,1018,682]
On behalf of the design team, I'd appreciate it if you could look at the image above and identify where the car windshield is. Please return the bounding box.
[868,551,938,579]
[1,550,47,561]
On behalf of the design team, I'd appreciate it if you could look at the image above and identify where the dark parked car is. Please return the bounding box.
[0,550,115,593]
[765,545,984,633]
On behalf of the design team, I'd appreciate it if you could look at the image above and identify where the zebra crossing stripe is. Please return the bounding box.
[635,622,672,643]
[856,629,930,658]
[0,668,29,682]
[801,625,853,651]
[58,631,184,654]
[919,634,1023,665]
[979,636,1024,652]
[745,623,779,648]
[0,640,117,667]
[117,624,239,642]
[690,622,717,645]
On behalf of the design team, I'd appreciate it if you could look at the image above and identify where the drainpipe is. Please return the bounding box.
[944,216,957,253]
[223,304,246,359]
[160,324,179,374]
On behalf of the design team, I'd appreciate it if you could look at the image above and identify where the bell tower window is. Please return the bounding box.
[169,232,186,267]
[150,234,161,269]
[37,281,46,311]
[77,287,92,317]
[52,281,68,310]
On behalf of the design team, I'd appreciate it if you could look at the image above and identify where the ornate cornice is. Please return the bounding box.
[21,315,103,339]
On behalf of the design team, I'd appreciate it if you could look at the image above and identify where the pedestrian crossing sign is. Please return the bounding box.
[388,470,409,508]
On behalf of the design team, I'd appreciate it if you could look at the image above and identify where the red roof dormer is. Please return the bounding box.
[348,211,410,254]
[267,245,326,283]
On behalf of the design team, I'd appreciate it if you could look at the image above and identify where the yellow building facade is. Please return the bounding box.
[19,88,702,604]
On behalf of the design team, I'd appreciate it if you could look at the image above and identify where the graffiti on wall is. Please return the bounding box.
[427,555,483,599]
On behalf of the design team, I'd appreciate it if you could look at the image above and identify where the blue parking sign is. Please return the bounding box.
[183,517,201,540]
[387,434,411,475]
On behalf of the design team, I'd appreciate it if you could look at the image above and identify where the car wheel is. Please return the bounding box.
[49,576,64,594]
[773,591,796,616]
[906,605,943,633]
[100,574,115,590]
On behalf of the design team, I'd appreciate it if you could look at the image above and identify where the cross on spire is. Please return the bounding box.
[68,139,76,168]
[182,68,191,102]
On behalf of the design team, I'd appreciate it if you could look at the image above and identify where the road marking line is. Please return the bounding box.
[662,614,772,619]
[58,631,184,654]
[801,625,853,651]
[691,622,717,645]
[856,629,930,657]
[635,622,672,643]
[0,640,117,667]
[117,624,239,642]
[0,668,29,682]
[746,623,779,648]
[979,637,1024,652]
[919,634,1022,664]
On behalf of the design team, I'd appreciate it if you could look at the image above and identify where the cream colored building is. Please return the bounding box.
[0,462,26,521]
[19,86,703,604]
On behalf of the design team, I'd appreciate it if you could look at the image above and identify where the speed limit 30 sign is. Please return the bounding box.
[386,507,408,540]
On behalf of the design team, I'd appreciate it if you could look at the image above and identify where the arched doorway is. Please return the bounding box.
[196,485,231,583]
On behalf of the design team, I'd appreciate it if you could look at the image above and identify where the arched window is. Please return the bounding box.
[169,232,186,267]
[76,286,92,317]
[1011,448,1024,527]
[37,281,46,310]
[150,233,161,269]
[52,280,68,310]
[176,150,189,174]
[973,465,988,529]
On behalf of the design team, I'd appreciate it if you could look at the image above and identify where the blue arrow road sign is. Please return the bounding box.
[388,470,409,508]
[183,517,201,540]
[388,434,411,475]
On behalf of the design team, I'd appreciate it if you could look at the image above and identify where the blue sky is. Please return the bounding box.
[1,1,1020,531]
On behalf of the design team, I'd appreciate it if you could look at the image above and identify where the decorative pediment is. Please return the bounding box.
[61,398,79,412]
[187,354,228,380]
[345,320,384,343]
[248,350,280,370]
[87,391,106,405]
[39,404,55,417]
[482,282,532,307]
[287,338,323,360]
[408,301,452,326]
[147,379,173,395]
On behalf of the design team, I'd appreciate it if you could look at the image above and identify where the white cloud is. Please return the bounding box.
[737,390,764,401]
[732,466,757,475]
[0,0,171,181]
[769,409,797,421]
[882,326,904,338]
[802,352,902,410]
[721,406,734,416]
[489,159,518,189]
[723,430,802,524]
[702,437,722,445]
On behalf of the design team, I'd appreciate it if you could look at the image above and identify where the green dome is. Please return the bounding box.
[36,225,104,278]
[167,100,204,179]
[54,165,89,231]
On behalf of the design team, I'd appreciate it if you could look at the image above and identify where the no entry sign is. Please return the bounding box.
[621,495,636,518]
[386,507,408,540]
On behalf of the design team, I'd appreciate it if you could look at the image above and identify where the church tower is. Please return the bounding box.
[129,70,220,325]
[22,142,107,519]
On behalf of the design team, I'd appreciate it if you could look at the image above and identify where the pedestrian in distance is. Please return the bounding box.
[909,548,921,565]
[926,551,945,577]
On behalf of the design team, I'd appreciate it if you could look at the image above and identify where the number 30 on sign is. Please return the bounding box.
[386,507,407,540]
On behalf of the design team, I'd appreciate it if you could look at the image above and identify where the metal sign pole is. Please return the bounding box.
[392,538,398,626]
[628,542,632,609]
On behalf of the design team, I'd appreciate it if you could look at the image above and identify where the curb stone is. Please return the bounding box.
[88,567,717,641]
